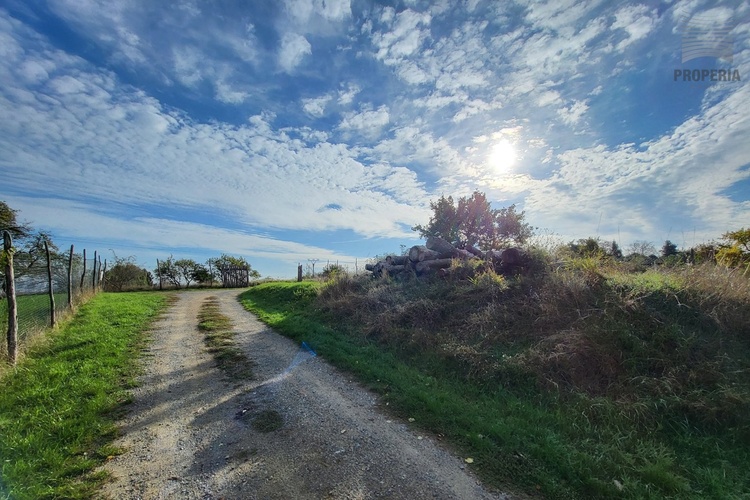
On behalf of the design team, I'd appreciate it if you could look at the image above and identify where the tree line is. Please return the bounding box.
[2,201,261,293]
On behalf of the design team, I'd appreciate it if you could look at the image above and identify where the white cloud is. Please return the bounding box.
[612,4,658,51]
[302,94,332,117]
[557,100,589,126]
[338,105,390,138]
[279,32,312,72]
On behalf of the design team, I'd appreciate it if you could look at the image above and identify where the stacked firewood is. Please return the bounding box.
[365,236,526,278]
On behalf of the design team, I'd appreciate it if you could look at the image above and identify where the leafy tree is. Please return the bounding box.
[0,201,31,239]
[568,237,604,258]
[495,204,534,246]
[208,254,261,283]
[413,195,459,245]
[413,191,533,250]
[155,256,181,288]
[661,240,678,257]
[190,264,212,285]
[607,240,623,259]
[104,255,152,291]
[716,228,750,269]
[174,259,202,288]
[723,228,750,253]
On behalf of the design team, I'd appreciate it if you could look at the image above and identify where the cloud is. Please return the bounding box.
[302,94,332,117]
[557,100,589,126]
[338,105,390,138]
[279,32,312,72]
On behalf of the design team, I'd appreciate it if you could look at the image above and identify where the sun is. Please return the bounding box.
[487,140,516,174]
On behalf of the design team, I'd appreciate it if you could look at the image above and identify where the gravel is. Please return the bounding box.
[98,289,512,500]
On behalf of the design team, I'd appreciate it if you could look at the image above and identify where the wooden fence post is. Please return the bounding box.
[156,259,162,290]
[80,248,87,291]
[67,244,74,309]
[3,231,18,364]
[297,264,303,282]
[92,250,97,290]
[45,240,56,328]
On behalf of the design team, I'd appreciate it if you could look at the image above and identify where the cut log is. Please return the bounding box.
[501,247,523,265]
[385,255,409,265]
[415,258,453,273]
[425,236,456,255]
[382,264,406,275]
[465,245,483,257]
[365,263,376,272]
[409,245,441,262]
[455,249,478,260]
[485,249,503,262]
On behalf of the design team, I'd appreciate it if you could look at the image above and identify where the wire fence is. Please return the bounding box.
[2,238,104,362]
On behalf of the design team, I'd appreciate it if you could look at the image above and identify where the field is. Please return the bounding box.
[0,292,168,499]
[239,260,750,499]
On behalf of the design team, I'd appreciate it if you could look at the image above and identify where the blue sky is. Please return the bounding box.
[1,0,748,278]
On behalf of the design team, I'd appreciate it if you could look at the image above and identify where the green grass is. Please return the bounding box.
[0,292,168,499]
[0,294,72,345]
[239,272,750,499]
[197,296,254,380]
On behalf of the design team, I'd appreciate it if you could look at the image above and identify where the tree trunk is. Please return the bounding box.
[385,255,409,265]
[415,258,453,273]
[4,231,18,364]
[465,245,483,257]
[409,245,441,262]
[425,236,456,256]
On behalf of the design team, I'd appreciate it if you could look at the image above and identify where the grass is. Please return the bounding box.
[239,261,750,499]
[0,292,168,499]
[197,296,254,380]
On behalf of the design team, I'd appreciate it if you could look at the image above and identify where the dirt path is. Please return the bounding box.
[99,289,509,499]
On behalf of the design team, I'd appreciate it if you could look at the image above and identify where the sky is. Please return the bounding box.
[1,0,748,278]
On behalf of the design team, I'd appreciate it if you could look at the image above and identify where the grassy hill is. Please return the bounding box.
[240,256,750,498]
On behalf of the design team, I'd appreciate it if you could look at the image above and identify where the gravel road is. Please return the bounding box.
[98,289,510,499]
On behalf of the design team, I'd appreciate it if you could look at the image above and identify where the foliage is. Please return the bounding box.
[0,201,31,239]
[413,191,533,250]
[662,239,679,257]
[103,255,152,291]
[723,227,750,252]
[567,237,604,258]
[173,258,201,288]
[208,254,261,281]
[154,256,181,288]
[321,263,346,279]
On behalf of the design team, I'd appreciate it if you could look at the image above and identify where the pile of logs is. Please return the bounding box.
[365,236,526,278]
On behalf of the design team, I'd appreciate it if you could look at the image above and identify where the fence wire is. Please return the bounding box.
[1,251,102,356]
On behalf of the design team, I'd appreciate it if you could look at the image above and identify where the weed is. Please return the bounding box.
[197,297,253,380]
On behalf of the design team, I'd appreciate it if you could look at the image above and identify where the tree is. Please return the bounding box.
[628,240,656,257]
[104,255,152,291]
[173,259,202,288]
[661,240,678,257]
[607,240,623,259]
[155,256,181,288]
[413,195,459,246]
[494,204,534,246]
[321,263,345,279]
[190,264,212,285]
[568,237,603,258]
[413,191,533,250]
[0,201,31,239]
[723,228,750,253]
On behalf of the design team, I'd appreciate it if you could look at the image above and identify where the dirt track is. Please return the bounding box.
[99,289,508,499]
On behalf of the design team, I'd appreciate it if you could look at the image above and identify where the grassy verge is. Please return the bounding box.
[0,292,168,499]
[197,296,254,380]
[239,270,750,499]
